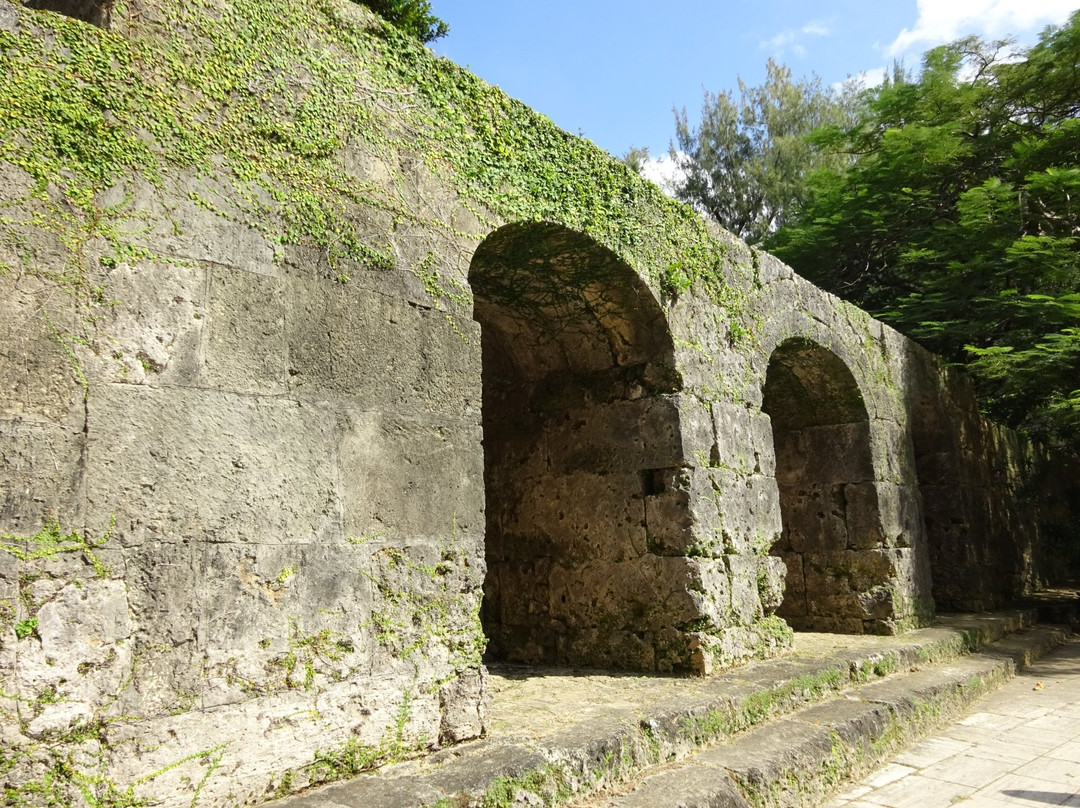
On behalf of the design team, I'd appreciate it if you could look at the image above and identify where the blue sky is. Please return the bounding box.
[432,0,1078,160]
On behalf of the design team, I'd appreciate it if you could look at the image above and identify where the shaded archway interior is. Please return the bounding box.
[470,222,682,668]
[20,0,111,27]
[910,393,1033,612]
[763,338,895,634]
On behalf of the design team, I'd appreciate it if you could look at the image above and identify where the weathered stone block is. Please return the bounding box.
[0,274,82,423]
[284,270,481,417]
[771,423,875,485]
[0,418,84,533]
[491,470,647,562]
[544,395,684,473]
[202,266,286,394]
[80,258,208,388]
[101,174,277,274]
[873,481,925,549]
[15,578,134,738]
[339,409,484,540]
[843,482,887,550]
[84,385,341,546]
[725,555,764,624]
[711,401,757,469]
[643,467,695,555]
[777,482,849,555]
[547,555,703,632]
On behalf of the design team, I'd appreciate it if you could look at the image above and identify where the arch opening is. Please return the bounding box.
[762,338,892,634]
[470,222,681,669]
[21,0,111,27]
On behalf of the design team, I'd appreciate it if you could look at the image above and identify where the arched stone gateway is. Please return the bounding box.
[470,222,692,670]
[763,338,895,634]
[1,3,1075,800]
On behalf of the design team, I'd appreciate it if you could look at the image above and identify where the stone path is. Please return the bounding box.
[824,635,1080,808]
[272,611,1069,808]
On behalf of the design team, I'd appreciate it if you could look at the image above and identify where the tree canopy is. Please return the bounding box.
[357,0,448,43]
[766,14,1080,451]
[670,59,861,244]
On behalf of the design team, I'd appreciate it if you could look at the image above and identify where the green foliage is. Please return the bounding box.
[478,765,573,808]
[769,17,1080,450]
[13,617,38,640]
[0,518,113,578]
[1,0,746,344]
[307,692,423,787]
[620,144,652,175]
[673,58,862,244]
[356,0,448,43]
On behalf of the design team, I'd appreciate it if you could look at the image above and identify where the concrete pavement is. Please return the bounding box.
[824,635,1080,808]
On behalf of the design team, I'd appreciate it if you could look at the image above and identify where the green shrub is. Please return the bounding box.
[356,0,448,42]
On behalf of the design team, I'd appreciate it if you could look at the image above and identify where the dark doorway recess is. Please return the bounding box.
[763,338,892,633]
[22,0,111,27]
[469,222,681,668]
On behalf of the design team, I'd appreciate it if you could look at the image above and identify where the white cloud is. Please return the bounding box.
[832,67,889,93]
[640,153,685,198]
[887,0,1076,58]
[760,19,830,56]
[763,30,796,50]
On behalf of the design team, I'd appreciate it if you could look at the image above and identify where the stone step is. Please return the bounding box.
[267,611,1060,808]
[576,624,1069,808]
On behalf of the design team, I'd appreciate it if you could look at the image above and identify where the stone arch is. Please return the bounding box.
[470,221,684,668]
[762,337,894,633]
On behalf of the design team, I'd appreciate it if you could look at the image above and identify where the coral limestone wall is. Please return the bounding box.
[0,0,1075,805]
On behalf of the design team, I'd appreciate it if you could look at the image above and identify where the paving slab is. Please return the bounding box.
[826,636,1080,808]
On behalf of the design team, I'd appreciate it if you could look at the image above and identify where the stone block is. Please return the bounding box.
[494,470,647,562]
[677,394,717,463]
[559,628,658,670]
[711,401,757,470]
[202,266,286,394]
[706,470,784,555]
[85,385,341,547]
[911,447,963,486]
[284,269,481,417]
[0,273,82,423]
[726,554,765,624]
[0,418,85,534]
[643,467,695,555]
[339,409,484,540]
[80,258,208,388]
[14,578,134,738]
[873,481,926,549]
[101,174,276,274]
[749,412,777,477]
[772,422,875,486]
[123,540,198,646]
[758,554,787,613]
[544,395,684,473]
[438,666,488,744]
[544,557,678,631]
[844,482,887,549]
[485,557,552,629]
[778,482,849,555]
[685,556,735,629]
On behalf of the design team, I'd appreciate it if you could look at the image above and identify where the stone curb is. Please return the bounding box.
[267,611,1055,808]
[589,624,1069,808]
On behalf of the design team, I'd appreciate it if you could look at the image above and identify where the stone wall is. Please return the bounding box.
[0,1,1076,804]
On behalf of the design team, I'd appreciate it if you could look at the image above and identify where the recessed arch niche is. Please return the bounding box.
[21,0,111,27]
[469,222,681,668]
[763,338,894,633]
